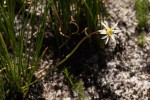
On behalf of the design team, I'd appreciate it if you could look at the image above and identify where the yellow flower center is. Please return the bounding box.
[105,28,113,36]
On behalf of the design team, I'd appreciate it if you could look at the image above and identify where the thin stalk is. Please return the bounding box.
[55,31,97,67]
[0,33,14,77]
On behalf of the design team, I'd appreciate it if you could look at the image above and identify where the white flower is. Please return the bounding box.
[98,21,121,44]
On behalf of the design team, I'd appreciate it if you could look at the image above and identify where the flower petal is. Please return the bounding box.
[101,22,108,28]
[112,21,118,29]
[113,29,121,33]
[104,20,109,28]
[105,37,109,44]
[111,35,116,43]
[101,35,108,39]
[99,30,107,34]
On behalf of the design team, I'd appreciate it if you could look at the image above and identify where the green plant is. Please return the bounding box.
[47,0,107,56]
[0,0,51,98]
[138,32,145,47]
[0,0,108,98]
[135,0,148,47]
[135,0,149,30]
[63,68,88,100]
[33,1,107,77]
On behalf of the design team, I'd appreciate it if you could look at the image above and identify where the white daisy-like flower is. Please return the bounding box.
[98,21,121,44]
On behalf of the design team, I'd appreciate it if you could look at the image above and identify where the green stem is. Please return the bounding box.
[55,31,97,67]
[0,32,14,75]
